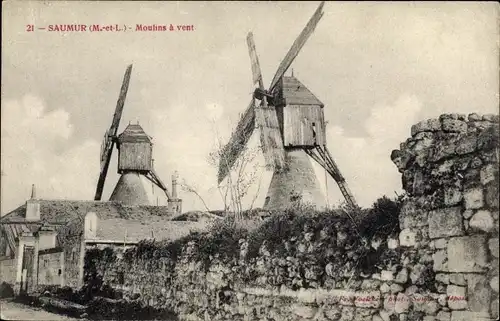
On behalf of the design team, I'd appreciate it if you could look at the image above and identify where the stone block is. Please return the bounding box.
[492,299,499,319]
[380,283,390,294]
[433,250,448,272]
[468,113,482,121]
[390,284,404,294]
[381,271,394,281]
[340,307,355,321]
[324,306,342,320]
[354,291,380,309]
[469,210,495,233]
[442,119,467,133]
[395,268,408,284]
[413,170,426,196]
[447,285,467,310]
[480,164,498,185]
[430,140,457,162]
[462,210,474,219]
[435,238,448,249]
[400,202,428,228]
[449,274,466,286]
[399,229,417,247]
[387,238,399,249]
[436,273,450,284]
[455,134,477,155]
[411,119,441,136]
[450,311,492,321]
[490,276,498,293]
[395,293,411,314]
[354,308,373,321]
[464,187,484,210]
[444,187,463,206]
[447,235,488,272]
[437,311,451,321]
[485,182,499,209]
[482,114,498,121]
[489,238,499,258]
[293,304,317,318]
[413,294,440,315]
[466,274,492,314]
[428,207,464,239]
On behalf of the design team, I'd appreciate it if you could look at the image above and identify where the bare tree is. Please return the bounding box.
[208,144,262,219]
[208,117,264,220]
[179,179,211,212]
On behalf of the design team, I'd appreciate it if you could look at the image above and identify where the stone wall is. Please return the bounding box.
[391,113,499,321]
[38,249,64,287]
[0,258,17,285]
[57,219,84,288]
[86,113,499,321]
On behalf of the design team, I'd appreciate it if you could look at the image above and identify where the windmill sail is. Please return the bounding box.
[218,98,256,184]
[269,1,325,91]
[256,103,285,171]
[247,32,263,87]
[94,64,133,201]
[247,32,286,172]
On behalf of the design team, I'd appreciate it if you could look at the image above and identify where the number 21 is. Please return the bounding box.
[26,25,34,32]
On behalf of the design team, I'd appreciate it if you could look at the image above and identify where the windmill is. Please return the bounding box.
[218,1,358,210]
[94,65,182,212]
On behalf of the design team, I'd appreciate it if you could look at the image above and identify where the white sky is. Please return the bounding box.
[1,1,498,214]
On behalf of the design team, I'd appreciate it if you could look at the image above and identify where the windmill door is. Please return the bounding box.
[20,246,35,295]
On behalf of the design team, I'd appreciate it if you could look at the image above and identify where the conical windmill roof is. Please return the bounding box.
[279,76,324,107]
[118,123,152,143]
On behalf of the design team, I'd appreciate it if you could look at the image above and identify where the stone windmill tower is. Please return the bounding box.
[94,65,181,212]
[218,2,358,210]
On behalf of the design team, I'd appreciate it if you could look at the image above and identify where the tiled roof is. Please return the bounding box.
[118,124,152,143]
[277,76,323,107]
[0,200,173,225]
[90,217,209,243]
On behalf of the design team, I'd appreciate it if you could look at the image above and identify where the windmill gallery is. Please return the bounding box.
[0,1,358,295]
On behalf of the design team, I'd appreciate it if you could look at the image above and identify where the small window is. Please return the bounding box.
[58,269,62,275]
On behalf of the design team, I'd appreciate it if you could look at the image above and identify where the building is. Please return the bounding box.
[0,186,210,295]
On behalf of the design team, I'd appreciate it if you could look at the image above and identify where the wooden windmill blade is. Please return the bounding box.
[247,32,264,88]
[269,1,325,92]
[94,64,133,201]
[256,104,286,170]
[217,98,256,184]
[246,32,286,171]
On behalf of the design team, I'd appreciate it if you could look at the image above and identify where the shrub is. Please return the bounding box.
[359,195,402,240]
[0,282,14,298]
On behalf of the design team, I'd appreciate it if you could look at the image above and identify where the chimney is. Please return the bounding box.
[26,186,40,221]
[172,171,178,199]
[31,184,36,199]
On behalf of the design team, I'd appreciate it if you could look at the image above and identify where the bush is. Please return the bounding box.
[359,195,402,239]
[0,282,14,298]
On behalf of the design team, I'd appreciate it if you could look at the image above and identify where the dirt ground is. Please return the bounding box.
[0,298,85,321]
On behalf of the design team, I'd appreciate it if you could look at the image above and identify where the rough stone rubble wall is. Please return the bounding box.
[90,113,498,321]
[391,113,499,321]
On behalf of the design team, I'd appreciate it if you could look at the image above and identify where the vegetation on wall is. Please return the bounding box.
[88,196,404,287]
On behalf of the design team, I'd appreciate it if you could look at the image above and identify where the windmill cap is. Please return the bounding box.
[118,123,152,143]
